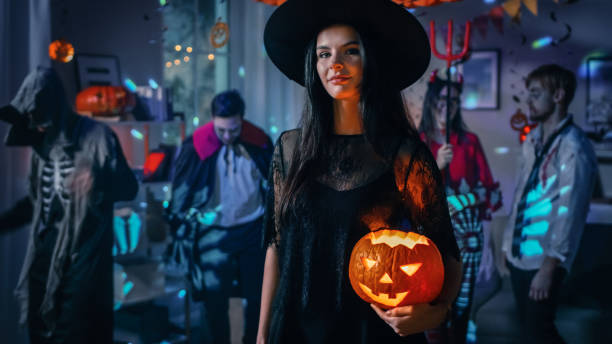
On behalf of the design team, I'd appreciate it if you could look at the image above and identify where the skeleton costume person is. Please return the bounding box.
[0,67,138,343]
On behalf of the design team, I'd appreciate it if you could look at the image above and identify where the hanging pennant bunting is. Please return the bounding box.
[489,6,505,34]
[473,15,489,39]
[502,0,538,21]
[502,0,522,18]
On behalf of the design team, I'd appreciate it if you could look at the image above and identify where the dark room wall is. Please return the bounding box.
[50,0,163,103]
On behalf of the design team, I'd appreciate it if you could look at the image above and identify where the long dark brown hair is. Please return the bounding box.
[278,26,419,224]
[420,76,467,142]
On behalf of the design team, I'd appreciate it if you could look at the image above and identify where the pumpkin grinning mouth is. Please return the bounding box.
[358,283,409,307]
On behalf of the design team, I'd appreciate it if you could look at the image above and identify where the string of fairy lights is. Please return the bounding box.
[164,44,217,69]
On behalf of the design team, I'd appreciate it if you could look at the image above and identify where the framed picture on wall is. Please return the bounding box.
[459,50,500,110]
[586,57,612,128]
[74,54,121,91]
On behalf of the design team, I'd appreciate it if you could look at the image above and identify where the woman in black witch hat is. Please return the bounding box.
[258,1,462,343]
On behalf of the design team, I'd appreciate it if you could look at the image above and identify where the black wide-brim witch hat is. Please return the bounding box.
[264,0,431,91]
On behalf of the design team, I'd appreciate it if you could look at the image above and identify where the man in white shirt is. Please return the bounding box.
[502,64,598,343]
[166,90,273,344]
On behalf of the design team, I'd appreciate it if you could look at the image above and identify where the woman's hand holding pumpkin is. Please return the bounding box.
[371,301,449,337]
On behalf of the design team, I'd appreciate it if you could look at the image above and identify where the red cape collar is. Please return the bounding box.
[192,120,269,161]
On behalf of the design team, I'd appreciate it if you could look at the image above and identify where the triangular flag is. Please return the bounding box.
[522,0,538,16]
[502,0,521,19]
[489,6,505,34]
[473,15,489,39]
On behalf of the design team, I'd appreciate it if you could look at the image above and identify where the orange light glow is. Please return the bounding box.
[361,257,377,270]
[400,263,423,276]
[379,273,393,284]
[49,39,75,63]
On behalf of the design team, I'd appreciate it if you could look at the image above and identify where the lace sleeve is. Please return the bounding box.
[395,140,460,261]
[262,131,292,248]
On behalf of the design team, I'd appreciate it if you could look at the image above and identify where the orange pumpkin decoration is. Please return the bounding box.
[48,39,75,63]
[348,229,444,309]
[75,86,136,117]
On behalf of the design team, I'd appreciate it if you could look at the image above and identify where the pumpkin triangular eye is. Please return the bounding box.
[400,263,422,276]
[361,257,377,270]
[379,273,393,284]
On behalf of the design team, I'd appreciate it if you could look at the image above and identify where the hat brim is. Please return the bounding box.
[264,0,431,90]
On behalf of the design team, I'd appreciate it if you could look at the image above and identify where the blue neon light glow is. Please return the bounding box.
[197,211,217,226]
[148,78,159,89]
[526,175,557,205]
[130,129,144,140]
[523,198,552,220]
[447,195,463,212]
[560,185,571,196]
[127,213,141,252]
[558,206,568,216]
[124,78,137,92]
[532,36,553,49]
[521,240,544,257]
[123,281,134,296]
[114,216,128,255]
[522,221,549,236]
[494,147,510,155]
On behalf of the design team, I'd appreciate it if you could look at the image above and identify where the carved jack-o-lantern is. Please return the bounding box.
[348,229,444,309]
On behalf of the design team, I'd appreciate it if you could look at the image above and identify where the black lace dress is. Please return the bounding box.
[263,130,459,344]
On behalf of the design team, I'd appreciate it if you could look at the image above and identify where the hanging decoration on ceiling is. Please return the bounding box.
[49,39,75,63]
[510,108,538,143]
[210,17,230,49]
[500,0,580,22]
[471,6,505,39]
[50,1,75,63]
[548,11,572,46]
[254,0,463,8]
[502,0,538,22]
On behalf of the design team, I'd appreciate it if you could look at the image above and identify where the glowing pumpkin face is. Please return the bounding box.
[348,229,444,309]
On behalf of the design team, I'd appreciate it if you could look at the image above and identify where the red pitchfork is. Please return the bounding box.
[429,20,471,144]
